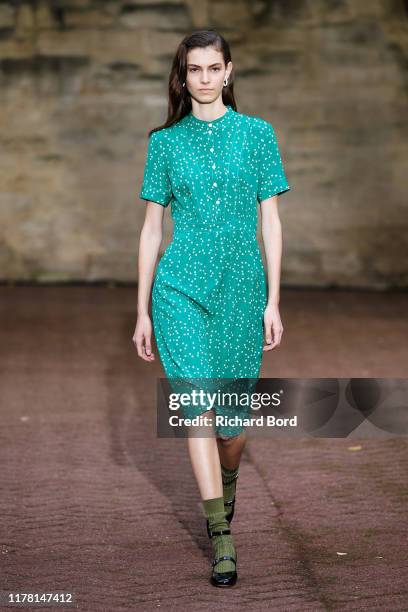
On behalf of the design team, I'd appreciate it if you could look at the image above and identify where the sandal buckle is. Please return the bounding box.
[208,528,231,538]
[212,554,237,568]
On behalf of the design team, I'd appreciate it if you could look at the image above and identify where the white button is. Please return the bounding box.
[212,163,216,169]
[208,123,213,127]
[215,199,221,204]
[208,130,212,134]
[210,147,214,153]
[213,182,217,187]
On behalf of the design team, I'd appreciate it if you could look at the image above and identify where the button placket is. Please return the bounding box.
[208,126,220,207]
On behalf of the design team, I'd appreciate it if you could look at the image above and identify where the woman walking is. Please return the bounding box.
[134,30,290,587]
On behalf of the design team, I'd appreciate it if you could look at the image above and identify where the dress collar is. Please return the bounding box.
[187,104,234,129]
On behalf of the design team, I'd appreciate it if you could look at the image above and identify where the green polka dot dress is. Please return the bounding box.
[139,104,290,437]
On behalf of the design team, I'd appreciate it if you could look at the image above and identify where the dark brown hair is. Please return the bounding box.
[148,30,237,136]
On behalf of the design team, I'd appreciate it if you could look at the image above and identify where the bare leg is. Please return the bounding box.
[186,409,223,500]
[186,420,247,499]
[216,430,247,469]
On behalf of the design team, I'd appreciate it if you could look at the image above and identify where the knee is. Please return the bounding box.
[217,431,244,446]
[217,436,234,446]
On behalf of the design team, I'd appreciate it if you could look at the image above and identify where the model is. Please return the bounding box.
[133,29,290,587]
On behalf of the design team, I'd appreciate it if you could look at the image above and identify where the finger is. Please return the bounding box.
[144,338,152,357]
[143,338,155,360]
[263,340,274,351]
[269,327,283,349]
[135,336,144,358]
[264,326,273,346]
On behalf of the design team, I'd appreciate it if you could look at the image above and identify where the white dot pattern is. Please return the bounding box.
[139,104,291,436]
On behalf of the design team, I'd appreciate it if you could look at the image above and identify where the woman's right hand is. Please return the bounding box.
[133,313,155,361]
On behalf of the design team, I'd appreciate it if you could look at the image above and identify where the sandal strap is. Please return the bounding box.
[208,528,231,537]
[223,474,239,482]
[212,555,237,567]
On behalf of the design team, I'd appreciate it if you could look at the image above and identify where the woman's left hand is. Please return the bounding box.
[263,304,283,351]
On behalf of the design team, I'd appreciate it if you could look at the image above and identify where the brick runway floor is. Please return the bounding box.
[1,285,407,611]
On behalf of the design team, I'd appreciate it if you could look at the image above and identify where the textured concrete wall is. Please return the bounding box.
[0,0,407,287]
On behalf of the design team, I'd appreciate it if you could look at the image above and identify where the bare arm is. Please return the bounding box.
[133,201,166,361]
[260,195,284,351]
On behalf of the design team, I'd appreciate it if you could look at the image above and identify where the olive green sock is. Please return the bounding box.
[221,463,239,518]
[202,496,236,573]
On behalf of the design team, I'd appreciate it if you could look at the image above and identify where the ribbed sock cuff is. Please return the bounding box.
[202,496,225,518]
[221,463,239,484]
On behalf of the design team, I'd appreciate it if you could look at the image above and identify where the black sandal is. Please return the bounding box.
[207,527,238,587]
[224,495,236,523]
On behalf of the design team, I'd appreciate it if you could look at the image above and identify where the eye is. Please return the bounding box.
[188,67,221,73]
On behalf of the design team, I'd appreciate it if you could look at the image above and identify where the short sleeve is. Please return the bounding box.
[139,131,172,207]
[257,121,291,203]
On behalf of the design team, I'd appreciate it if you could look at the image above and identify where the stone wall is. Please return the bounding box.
[0,0,407,287]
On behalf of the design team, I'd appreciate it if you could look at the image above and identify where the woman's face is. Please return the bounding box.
[186,46,232,104]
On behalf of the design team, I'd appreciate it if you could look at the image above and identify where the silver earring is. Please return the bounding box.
[182,82,185,87]
[223,77,228,87]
